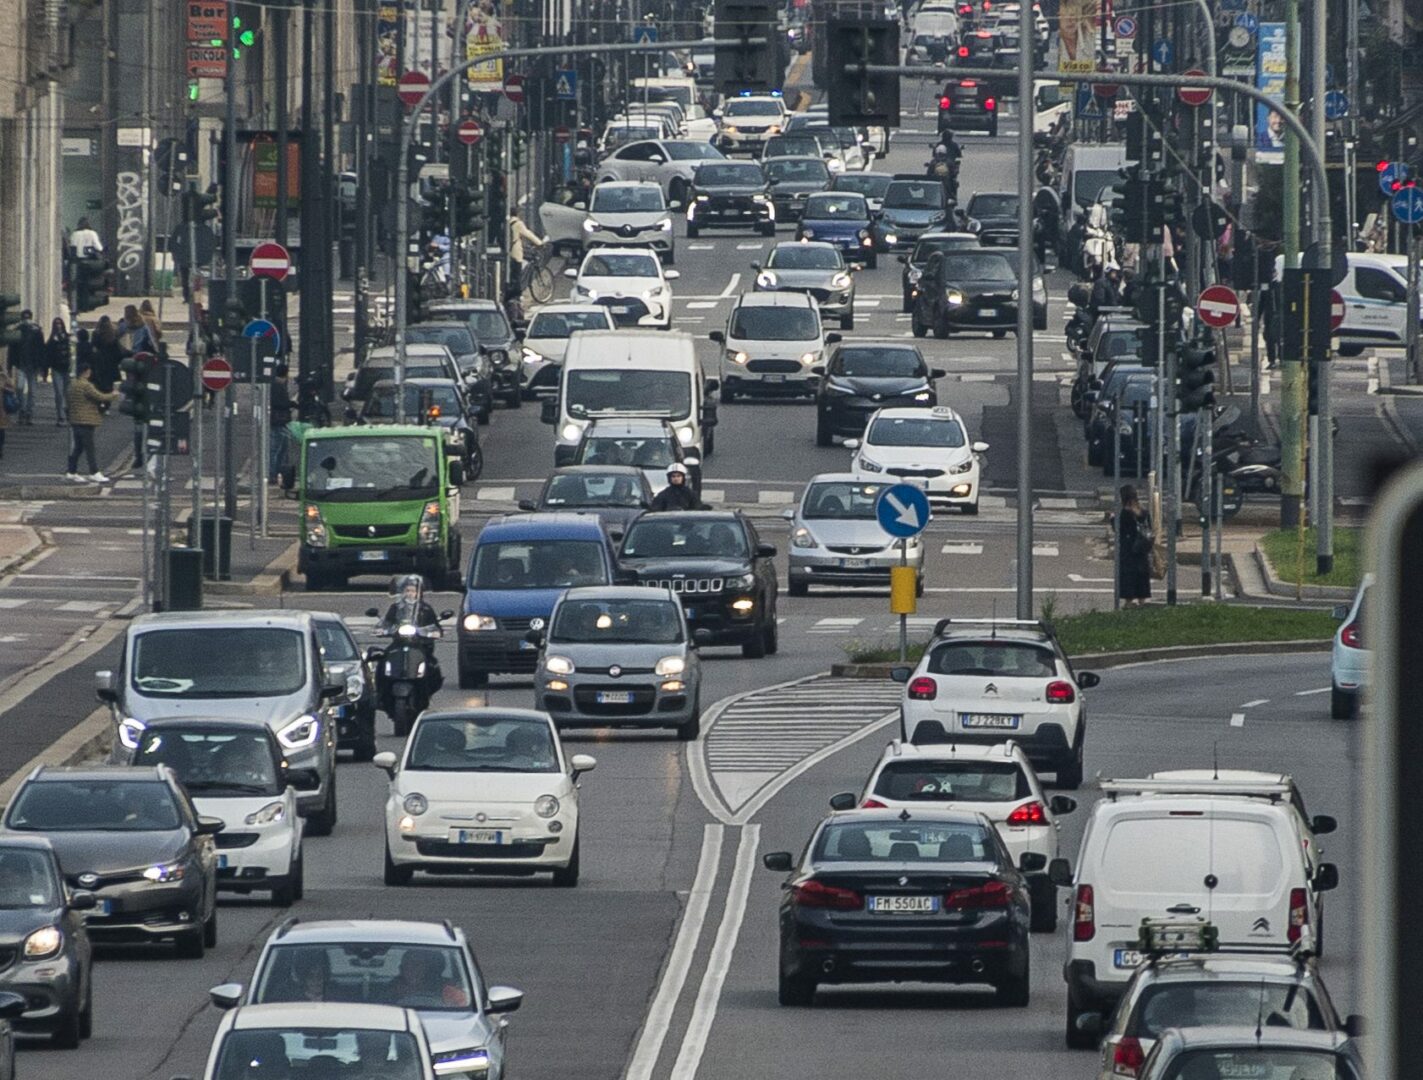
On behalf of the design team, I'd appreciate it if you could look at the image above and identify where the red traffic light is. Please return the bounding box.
[1377,160,1391,173]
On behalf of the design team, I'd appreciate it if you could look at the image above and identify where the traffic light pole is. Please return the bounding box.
[1311,0,1333,576]
[1015,0,1033,618]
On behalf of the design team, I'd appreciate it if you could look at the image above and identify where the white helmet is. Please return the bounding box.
[666,463,689,478]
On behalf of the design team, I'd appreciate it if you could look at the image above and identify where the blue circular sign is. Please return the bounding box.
[1393,186,1423,225]
[1151,38,1174,66]
[1324,90,1349,121]
[242,318,282,357]
[874,483,932,539]
[1380,162,1409,196]
[1234,12,1258,31]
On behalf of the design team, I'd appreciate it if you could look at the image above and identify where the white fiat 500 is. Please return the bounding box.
[375,708,595,887]
[846,406,988,512]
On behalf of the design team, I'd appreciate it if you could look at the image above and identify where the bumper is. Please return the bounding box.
[770,197,809,220]
[714,132,774,153]
[81,881,206,942]
[789,548,922,589]
[459,631,542,676]
[214,827,297,891]
[904,715,1073,764]
[333,698,374,748]
[687,202,774,228]
[1064,958,1128,1010]
[1331,646,1367,692]
[388,815,577,872]
[301,544,448,578]
[0,960,80,1033]
[285,743,331,815]
[784,915,1026,984]
[943,305,1019,331]
[820,396,932,434]
[724,367,818,396]
[520,359,561,394]
[586,231,674,254]
[940,111,996,132]
[875,226,935,251]
[536,675,698,727]
[869,468,979,506]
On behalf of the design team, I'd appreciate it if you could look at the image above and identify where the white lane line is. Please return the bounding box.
[856,298,882,307]
[1231,712,1246,727]
[941,542,984,555]
[48,526,91,534]
[734,242,762,251]
[1294,687,1330,697]
[477,486,516,501]
[1032,543,1060,557]
[674,317,706,323]
[719,273,742,297]
[925,586,1114,594]
[1068,573,1114,582]
[756,490,794,504]
[688,243,715,250]
[1241,698,1270,708]
[624,824,725,1080]
[0,600,29,609]
[668,824,760,1080]
[686,301,720,310]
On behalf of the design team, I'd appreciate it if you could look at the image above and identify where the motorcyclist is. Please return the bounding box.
[377,574,444,693]
[649,463,703,512]
[1088,263,1123,317]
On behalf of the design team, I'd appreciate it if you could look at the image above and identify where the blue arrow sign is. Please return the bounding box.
[1324,90,1348,121]
[1380,162,1409,196]
[632,24,658,44]
[242,318,282,357]
[875,483,931,539]
[1151,38,1174,66]
[1234,12,1258,31]
[1393,186,1423,225]
[555,69,577,100]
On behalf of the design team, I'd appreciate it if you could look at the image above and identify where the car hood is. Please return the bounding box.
[800,218,869,236]
[695,184,767,198]
[124,690,311,726]
[191,793,287,821]
[548,641,687,665]
[537,505,643,534]
[0,905,65,943]
[769,180,826,195]
[587,211,669,230]
[463,588,573,619]
[523,337,571,363]
[861,443,972,468]
[576,275,664,297]
[879,207,945,226]
[763,268,845,289]
[971,214,1018,230]
[38,830,188,877]
[397,770,568,805]
[621,556,753,579]
[795,517,895,548]
[824,375,929,397]
[418,1012,497,1058]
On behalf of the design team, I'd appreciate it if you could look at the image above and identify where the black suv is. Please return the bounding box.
[686,161,776,238]
[617,511,780,658]
[938,75,999,136]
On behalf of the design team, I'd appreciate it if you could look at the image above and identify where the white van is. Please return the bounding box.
[541,330,716,464]
[632,76,718,141]
[1059,142,1129,216]
[1052,780,1338,1049]
[1274,252,1419,356]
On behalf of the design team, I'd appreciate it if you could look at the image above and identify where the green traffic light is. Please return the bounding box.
[239,29,255,46]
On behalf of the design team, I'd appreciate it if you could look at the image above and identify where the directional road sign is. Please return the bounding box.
[875,483,931,539]
[1197,284,1240,329]
[1113,15,1137,38]
[397,70,430,107]
[242,318,282,357]
[502,73,525,104]
[1325,90,1349,120]
[1380,162,1409,196]
[1151,38,1174,66]
[1329,290,1346,332]
[555,69,577,100]
[1393,185,1423,225]
[456,119,483,146]
[249,241,291,281]
[200,357,233,392]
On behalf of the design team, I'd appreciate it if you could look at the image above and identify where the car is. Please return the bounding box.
[3,765,221,958]
[212,919,525,1079]
[582,181,676,262]
[345,343,468,410]
[763,133,842,173]
[617,510,780,658]
[424,298,523,407]
[938,74,999,135]
[1083,362,1152,465]
[964,191,1020,246]
[762,808,1035,1006]
[795,191,878,268]
[784,474,925,596]
[712,93,788,155]
[593,138,727,204]
[403,322,494,421]
[1073,312,1145,416]
[847,405,989,513]
[570,417,701,497]
[128,719,310,906]
[313,613,379,760]
[518,466,653,539]
[813,342,942,444]
[1331,574,1370,718]
[711,291,838,401]
[891,617,1097,785]
[374,708,595,886]
[362,377,484,484]
[763,156,833,222]
[911,247,1043,338]
[1136,1027,1365,1080]
[0,839,92,1047]
[829,170,894,213]
[600,120,667,154]
[752,242,856,328]
[684,160,776,237]
[898,230,982,311]
[791,123,869,173]
[517,303,615,399]
[803,102,889,157]
[530,585,704,739]
[1087,371,1155,476]
[564,247,680,330]
[873,178,951,251]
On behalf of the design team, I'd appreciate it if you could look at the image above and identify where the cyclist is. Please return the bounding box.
[508,212,548,292]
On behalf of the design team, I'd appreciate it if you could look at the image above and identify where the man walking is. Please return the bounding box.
[65,360,119,483]
[5,310,43,424]
[269,363,294,485]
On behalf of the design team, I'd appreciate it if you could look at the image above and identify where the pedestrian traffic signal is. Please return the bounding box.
[231,14,255,58]
[1125,112,1164,168]
[453,188,485,235]
[1177,340,1217,412]
[826,18,901,128]
[714,0,782,95]
[0,293,21,348]
[511,132,528,171]
[1148,181,1184,232]
[118,351,157,423]
[73,257,113,313]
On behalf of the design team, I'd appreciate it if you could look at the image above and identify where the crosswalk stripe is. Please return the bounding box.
[941,542,984,555]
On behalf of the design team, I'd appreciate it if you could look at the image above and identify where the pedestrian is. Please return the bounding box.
[69,217,103,258]
[269,363,294,485]
[74,328,98,394]
[1117,484,1153,607]
[5,309,43,424]
[138,299,163,347]
[507,213,547,291]
[120,304,155,355]
[65,360,119,483]
[0,366,14,458]
[1260,282,1281,368]
[45,317,72,426]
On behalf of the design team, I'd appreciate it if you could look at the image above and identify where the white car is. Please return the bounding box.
[1330,573,1370,718]
[564,247,679,330]
[840,740,1075,931]
[594,139,727,204]
[710,291,837,401]
[582,181,676,262]
[846,405,988,512]
[713,94,789,155]
[892,617,1099,787]
[518,303,615,398]
[375,708,595,886]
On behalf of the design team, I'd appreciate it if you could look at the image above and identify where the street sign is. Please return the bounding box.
[1196,284,1240,329]
[1393,185,1423,225]
[200,357,234,393]
[553,125,572,144]
[242,318,282,360]
[1325,90,1349,120]
[248,241,291,281]
[397,70,431,107]
[875,483,931,539]
[1093,80,1119,99]
[1151,38,1174,66]
[1113,15,1137,38]
[554,69,577,100]
[1077,95,1103,120]
[1379,162,1408,196]
[1330,289,1345,332]
[1177,69,1212,106]
[502,73,525,103]
[456,119,483,146]
[632,24,658,44]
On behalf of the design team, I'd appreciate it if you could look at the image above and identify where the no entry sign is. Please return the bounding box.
[1178,69,1212,107]
[249,241,291,281]
[457,119,483,146]
[398,70,431,107]
[1196,284,1240,329]
[503,73,525,104]
[200,357,234,392]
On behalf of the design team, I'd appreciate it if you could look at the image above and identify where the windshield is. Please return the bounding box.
[582,253,661,278]
[8,780,180,832]
[884,181,945,209]
[766,136,822,157]
[132,627,306,698]
[1163,1050,1349,1080]
[1103,330,1144,358]
[806,126,856,149]
[911,236,977,262]
[872,760,1032,802]
[940,253,1016,281]
[928,640,1056,676]
[802,481,885,519]
[730,306,820,341]
[814,820,994,862]
[254,942,478,1013]
[765,159,830,184]
[968,193,1019,217]
[404,325,475,354]
[592,186,665,213]
[541,472,645,508]
[133,728,281,796]
[566,370,691,420]
[833,174,892,199]
[644,84,693,107]
[1074,168,1121,207]
[305,435,441,500]
[407,715,559,773]
[867,415,965,448]
[622,518,748,559]
[551,598,683,643]
[666,142,724,161]
[804,194,868,220]
[695,163,765,186]
[363,383,463,421]
[469,539,607,589]
[577,435,675,469]
[768,245,843,270]
[464,310,511,341]
[834,347,924,378]
[1131,983,1326,1038]
[528,311,610,338]
[352,360,448,399]
[0,849,59,908]
[605,126,660,148]
[216,1028,423,1078]
[725,99,781,116]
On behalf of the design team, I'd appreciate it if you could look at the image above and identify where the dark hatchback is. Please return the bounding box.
[899,231,982,312]
[964,191,1020,246]
[518,465,654,539]
[403,322,493,422]
[617,511,780,658]
[763,156,832,222]
[424,299,523,408]
[938,74,999,135]
[1086,369,1154,473]
[814,343,943,445]
[911,248,1043,338]
[763,809,1035,1006]
[360,377,484,486]
[685,161,776,237]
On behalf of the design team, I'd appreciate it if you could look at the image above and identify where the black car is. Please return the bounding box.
[686,161,776,238]
[1073,314,1145,417]
[360,378,484,486]
[519,465,654,539]
[899,231,981,312]
[1084,366,1153,468]
[618,511,779,658]
[2,766,221,958]
[813,343,943,445]
[404,322,493,422]
[0,838,93,1047]
[911,248,1035,338]
[763,808,1035,1006]
[425,298,523,408]
[763,156,832,222]
[964,191,1020,246]
[314,614,379,758]
[938,75,999,135]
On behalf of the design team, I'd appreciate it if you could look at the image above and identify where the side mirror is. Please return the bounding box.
[750,261,761,271]
[570,753,597,778]
[68,889,97,911]
[896,254,907,263]
[829,792,858,811]
[572,201,587,211]
[1310,814,1337,835]
[755,543,777,558]
[780,506,795,521]
[540,399,559,425]
[1048,857,1073,887]
[320,673,346,701]
[971,440,990,453]
[843,438,861,450]
[664,269,681,280]
[524,628,546,648]
[563,267,579,279]
[440,610,454,620]
[669,200,683,210]
[1049,795,1077,815]
[1018,852,1048,872]
[487,986,524,1014]
[1314,863,1340,891]
[373,751,399,777]
[195,816,225,837]
[930,368,946,379]
[709,331,725,344]
[95,669,118,704]
[363,645,383,663]
[286,767,322,792]
[208,983,244,1011]
[762,851,794,872]
[0,992,26,1021]
[889,666,911,683]
[810,364,825,376]
[1074,1011,1104,1039]
[824,332,842,345]
[1344,1014,1367,1038]
[1077,671,1100,689]
[683,456,701,469]
[692,628,714,647]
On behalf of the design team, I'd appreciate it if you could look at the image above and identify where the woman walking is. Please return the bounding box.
[91,317,123,393]
[45,318,72,426]
[1117,484,1153,607]
[65,361,119,483]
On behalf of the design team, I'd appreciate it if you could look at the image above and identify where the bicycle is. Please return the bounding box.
[520,242,555,305]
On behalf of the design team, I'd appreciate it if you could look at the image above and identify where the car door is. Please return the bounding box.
[604,141,655,183]
[1351,264,1408,342]
[175,786,218,916]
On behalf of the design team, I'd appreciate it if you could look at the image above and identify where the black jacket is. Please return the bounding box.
[7,322,43,374]
[270,378,294,427]
[381,601,440,631]
[650,483,701,512]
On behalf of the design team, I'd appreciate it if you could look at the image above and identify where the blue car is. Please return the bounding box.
[872,178,952,252]
[795,192,877,268]
[457,513,620,687]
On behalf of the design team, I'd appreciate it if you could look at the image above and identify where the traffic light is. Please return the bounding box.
[73,258,113,313]
[486,174,507,248]
[1177,339,1217,412]
[231,14,255,58]
[181,187,219,226]
[826,18,901,128]
[511,132,528,171]
[485,136,504,173]
[0,293,22,348]
[118,351,157,423]
[1148,180,1183,232]
[1133,325,1164,368]
[1109,166,1148,245]
[1125,112,1164,169]
[453,187,485,235]
[421,188,448,239]
[714,0,782,95]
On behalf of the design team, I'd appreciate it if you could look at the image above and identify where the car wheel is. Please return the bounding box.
[664,246,676,267]
[353,719,378,763]
[759,222,776,237]
[458,664,490,690]
[304,569,328,592]
[1057,744,1084,790]
[78,979,93,1040]
[993,329,1008,339]
[273,852,300,907]
[865,253,877,269]
[506,387,522,409]
[742,629,768,659]
[203,905,218,948]
[670,178,688,206]
[1086,439,1104,467]
[677,700,701,741]
[1029,876,1058,933]
[778,967,816,1006]
[816,418,833,447]
[789,578,809,597]
[477,404,491,426]
[551,835,580,887]
[53,1002,82,1049]
[175,925,205,959]
[384,843,413,886]
[764,617,779,655]
[902,291,913,313]
[1065,1002,1097,1049]
[911,316,928,338]
[1338,344,1364,357]
[915,575,924,598]
[841,313,854,330]
[306,773,337,837]
[995,955,1030,1006]
[1330,685,1355,720]
[933,319,949,339]
[962,501,979,516]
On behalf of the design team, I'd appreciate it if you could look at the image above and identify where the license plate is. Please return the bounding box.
[451,828,504,845]
[685,607,698,619]
[840,558,869,568]
[611,306,631,315]
[358,550,386,562]
[217,854,229,869]
[87,899,113,917]
[979,308,999,318]
[763,374,786,383]
[961,713,1021,729]
[867,895,940,914]
[1114,948,1145,969]
[597,690,633,704]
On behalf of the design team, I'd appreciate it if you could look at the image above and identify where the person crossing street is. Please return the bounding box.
[64,360,119,483]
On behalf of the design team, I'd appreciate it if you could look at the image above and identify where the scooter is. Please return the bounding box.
[363,609,452,737]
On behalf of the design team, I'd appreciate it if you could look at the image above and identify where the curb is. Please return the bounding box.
[0,707,113,808]
[0,526,44,576]
[1252,543,1355,601]
[204,540,299,597]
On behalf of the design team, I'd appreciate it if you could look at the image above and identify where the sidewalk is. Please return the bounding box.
[0,378,135,495]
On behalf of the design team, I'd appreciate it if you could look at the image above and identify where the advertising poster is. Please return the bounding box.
[1218,3,1259,79]
[1057,0,1099,73]
[465,1,505,89]
[1255,22,1286,161]
[376,3,400,87]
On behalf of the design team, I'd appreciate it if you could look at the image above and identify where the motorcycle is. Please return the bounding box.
[363,607,451,736]
[925,157,959,204]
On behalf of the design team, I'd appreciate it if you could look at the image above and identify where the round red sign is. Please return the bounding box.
[1196,284,1240,329]
[248,241,291,281]
[553,125,572,144]
[397,70,431,107]
[502,74,525,104]
[201,357,234,392]
[1178,69,1212,107]
[457,119,483,146]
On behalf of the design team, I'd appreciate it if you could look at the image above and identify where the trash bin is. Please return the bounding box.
[167,547,204,611]
[188,516,233,580]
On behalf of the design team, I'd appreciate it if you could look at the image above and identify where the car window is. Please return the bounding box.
[591,186,666,213]
[0,849,60,908]
[254,943,478,1012]
[765,159,830,184]
[363,383,463,421]
[615,142,660,162]
[968,194,1019,216]
[577,435,675,469]
[664,142,724,161]
[582,253,661,278]
[622,518,749,559]
[404,325,475,354]
[872,760,1032,802]
[565,369,691,420]
[132,627,307,698]
[866,415,965,448]
[551,598,683,644]
[1100,817,1286,896]
[316,621,360,661]
[1161,1049,1349,1080]
[542,472,645,508]
[833,173,892,199]
[939,253,1016,281]
[730,305,820,341]
[767,245,843,270]
[884,181,946,209]
[724,99,782,116]
[927,641,1056,676]
[801,481,884,519]
[215,1028,425,1078]
[406,715,559,773]
[1130,982,1325,1038]
[804,194,868,219]
[133,728,282,796]
[815,820,994,861]
[911,236,977,263]
[527,311,612,338]
[8,779,181,832]
[695,163,767,186]
[1355,266,1406,303]
[835,347,924,378]
[766,136,821,157]
[469,540,608,589]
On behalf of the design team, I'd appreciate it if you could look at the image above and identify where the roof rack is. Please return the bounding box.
[275,916,301,939]
[1138,918,1217,956]
[931,617,1055,638]
[1100,778,1289,802]
[442,919,458,942]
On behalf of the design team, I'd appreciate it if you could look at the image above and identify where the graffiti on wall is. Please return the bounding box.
[115,169,146,277]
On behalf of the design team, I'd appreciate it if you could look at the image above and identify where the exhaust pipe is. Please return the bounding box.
[822,958,836,973]
[970,958,985,974]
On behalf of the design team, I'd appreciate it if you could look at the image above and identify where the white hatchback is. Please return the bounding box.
[564,248,679,330]
[846,406,988,512]
[375,708,596,887]
[1330,573,1370,718]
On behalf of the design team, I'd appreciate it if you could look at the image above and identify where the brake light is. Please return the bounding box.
[1045,679,1075,703]
[1288,887,1309,942]
[939,96,951,109]
[1341,621,1362,648]
[957,44,970,57]
[984,96,997,112]
[908,676,938,700]
[861,797,887,809]
[976,29,992,36]
[1006,800,1047,825]
[792,879,862,910]
[959,78,977,87]
[1113,1036,1146,1078]
[947,880,1011,909]
[1073,884,1095,941]
[982,1,992,10]
[957,2,972,12]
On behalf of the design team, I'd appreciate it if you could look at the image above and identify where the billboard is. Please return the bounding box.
[465,2,505,89]
[1255,21,1286,162]
[376,3,400,87]
[1057,0,1099,73]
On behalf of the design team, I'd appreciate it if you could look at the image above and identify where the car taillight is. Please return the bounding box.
[861,797,887,808]
[1073,884,1095,941]
[984,96,997,112]
[1113,1036,1146,1078]
[1006,800,1047,825]
[960,78,977,87]
[792,879,862,911]
[939,96,951,109]
[957,44,970,57]
[1341,621,1362,648]
[957,2,971,12]
[1288,887,1309,942]
[947,880,1011,909]
[908,676,938,700]
[1046,679,1075,704]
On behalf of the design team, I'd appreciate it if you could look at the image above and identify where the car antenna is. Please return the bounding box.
[1212,739,1220,781]
[990,597,997,639]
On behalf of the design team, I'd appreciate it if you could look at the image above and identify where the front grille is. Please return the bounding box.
[0,948,18,972]
[582,665,655,675]
[596,298,651,325]
[498,618,535,633]
[976,292,1014,304]
[67,870,142,890]
[827,545,884,555]
[461,644,540,673]
[747,359,803,374]
[333,523,410,540]
[414,840,546,859]
[573,685,658,716]
[707,196,755,210]
[806,287,833,302]
[640,577,723,593]
[888,467,945,478]
[215,832,260,849]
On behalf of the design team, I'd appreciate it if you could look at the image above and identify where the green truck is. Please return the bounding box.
[298,425,462,591]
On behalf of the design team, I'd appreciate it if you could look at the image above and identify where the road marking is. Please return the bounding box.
[1033,542,1060,556]
[756,490,794,504]
[734,242,762,251]
[808,617,864,633]
[1039,497,1080,509]
[0,600,28,609]
[56,600,110,613]
[958,373,996,382]
[1068,573,1114,582]
[673,317,706,323]
[856,298,882,308]
[941,542,984,555]
[477,486,516,501]
[624,823,725,1080]
[719,273,742,297]
[925,586,1114,594]
[1230,712,1246,727]
[1241,698,1270,708]
[685,300,720,309]
[48,526,91,534]
[688,243,715,250]
[1294,687,1330,697]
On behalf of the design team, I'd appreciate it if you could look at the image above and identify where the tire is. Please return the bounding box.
[203,905,218,948]
[664,246,676,266]
[670,178,688,207]
[816,419,833,447]
[704,427,715,456]
[1066,1002,1097,1049]
[1338,344,1364,357]
[687,222,700,239]
[759,222,776,237]
[384,843,413,886]
[477,405,491,426]
[933,319,949,339]
[353,719,378,763]
[911,316,928,338]
[506,386,522,408]
[902,291,913,313]
[273,852,301,907]
[304,569,328,592]
[1029,876,1058,933]
[78,979,93,1040]
[466,445,484,483]
[175,925,205,959]
[306,772,337,837]
[1330,685,1355,720]
[459,664,489,690]
[778,967,816,1006]
[915,576,925,598]
[1086,439,1103,467]
[764,617,779,655]
[677,706,701,741]
[551,835,580,887]
[841,313,854,330]
[392,697,416,738]
[995,956,1030,1006]
[962,501,979,516]
[742,628,768,659]
[866,254,878,269]
[529,265,555,304]
[1057,743,1084,790]
[993,329,1008,339]
[293,847,305,901]
[789,579,809,597]
[53,1003,81,1049]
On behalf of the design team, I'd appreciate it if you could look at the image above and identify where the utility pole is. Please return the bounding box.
[1279,0,1305,527]
[1312,0,1334,574]
[355,0,371,365]
[275,5,289,248]
[223,11,238,524]
[1015,0,1033,618]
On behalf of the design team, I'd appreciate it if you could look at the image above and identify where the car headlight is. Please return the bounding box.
[827,158,844,173]
[245,801,287,826]
[723,125,740,134]
[659,217,673,232]
[535,795,561,818]
[435,1048,491,1076]
[800,227,815,238]
[676,425,695,445]
[831,272,852,288]
[859,456,883,473]
[522,347,545,364]
[756,271,778,288]
[142,862,185,883]
[643,285,667,299]
[403,793,429,816]
[544,655,575,675]
[118,716,146,750]
[728,350,749,365]
[418,499,441,545]
[582,219,599,233]
[1011,288,1020,301]
[303,504,328,548]
[655,655,686,677]
[695,193,710,202]
[561,422,583,442]
[752,193,769,203]
[799,352,817,365]
[950,459,974,474]
[463,613,497,631]
[791,526,817,548]
[278,713,320,750]
[726,572,756,590]
[946,288,966,306]
[23,926,62,959]
[884,233,898,245]
[913,391,932,401]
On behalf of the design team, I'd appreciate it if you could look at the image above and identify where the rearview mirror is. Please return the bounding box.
[1018,852,1047,872]
[518,499,538,511]
[810,364,825,376]
[896,254,907,263]
[1073,1011,1104,1039]
[1047,857,1073,887]
[762,851,794,872]
[286,767,322,792]
[683,457,701,469]
[320,672,346,701]
[1311,814,1337,835]
[756,543,777,558]
[1077,671,1100,689]
[195,816,225,837]
[1314,863,1340,891]
[570,753,597,778]
[373,751,398,777]
[573,201,587,211]
[971,440,990,453]
[563,267,578,279]
[1331,603,1350,620]
[208,983,244,1011]
[829,792,857,811]
[824,332,842,345]
[1049,795,1077,815]
[843,438,860,450]
[889,666,911,683]
[94,669,118,704]
[930,368,946,379]
[709,331,725,344]
[665,269,681,280]
[692,628,714,647]
[68,889,97,911]
[1344,1014,1367,1038]
[781,506,795,521]
[750,261,761,271]
[486,986,524,1014]
[365,607,380,618]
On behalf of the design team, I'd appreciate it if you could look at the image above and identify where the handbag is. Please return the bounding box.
[1,387,17,415]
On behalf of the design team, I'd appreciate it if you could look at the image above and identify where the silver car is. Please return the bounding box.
[784,473,925,596]
[753,242,857,329]
[531,586,705,740]
[517,303,615,398]
[583,181,676,261]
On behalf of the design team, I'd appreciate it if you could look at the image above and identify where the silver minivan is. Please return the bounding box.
[95,610,344,834]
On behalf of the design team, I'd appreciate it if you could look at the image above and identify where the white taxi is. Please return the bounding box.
[845,405,988,512]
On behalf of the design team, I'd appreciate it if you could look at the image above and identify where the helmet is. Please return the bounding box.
[666,463,689,478]
[932,145,948,160]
